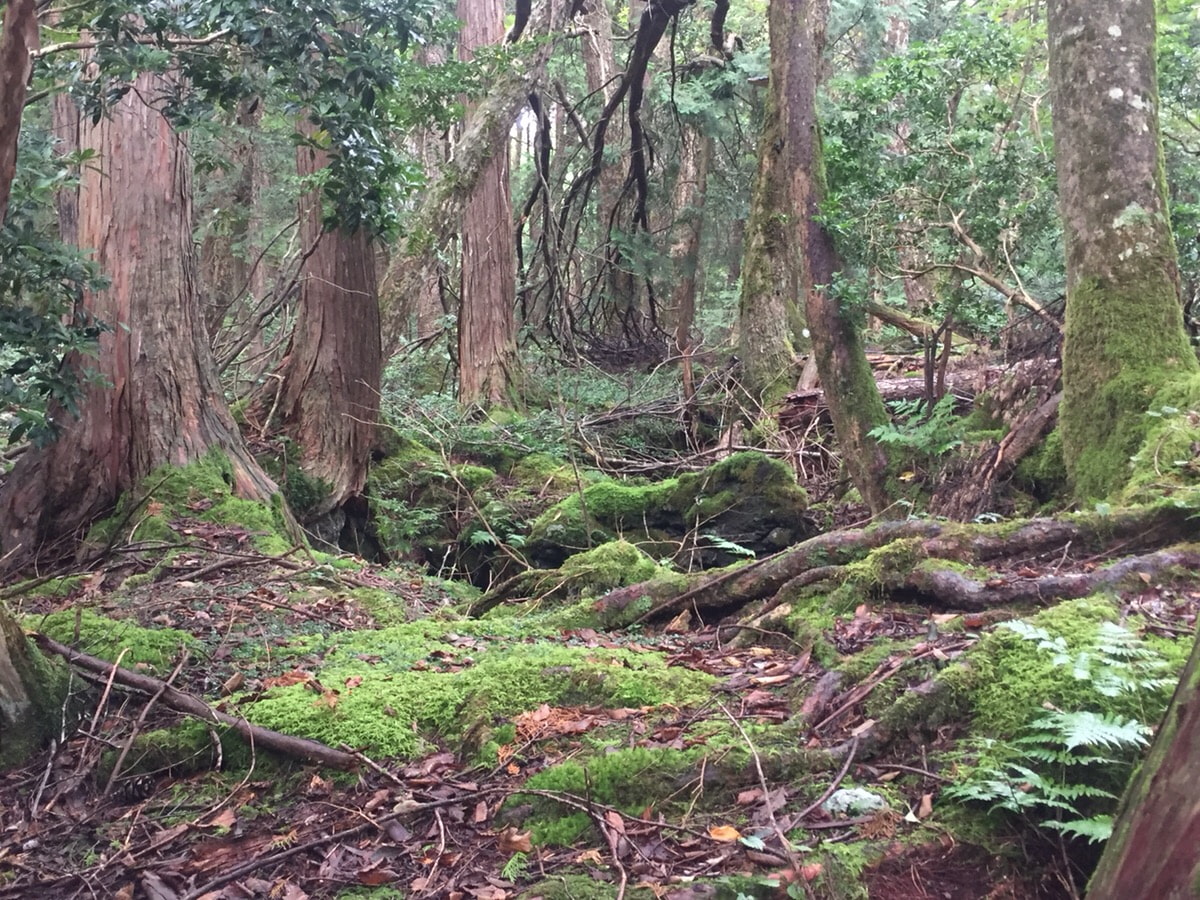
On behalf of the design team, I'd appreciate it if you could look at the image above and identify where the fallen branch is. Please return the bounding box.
[30,633,358,770]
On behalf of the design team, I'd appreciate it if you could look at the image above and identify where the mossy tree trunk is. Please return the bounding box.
[788,0,894,515]
[274,118,381,520]
[0,603,62,768]
[1047,0,1198,499]
[0,70,287,571]
[736,0,801,409]
[0,0,37,223]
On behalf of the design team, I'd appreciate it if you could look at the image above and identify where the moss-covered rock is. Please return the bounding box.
[1120,373,1200,505]
[527,451,811,568]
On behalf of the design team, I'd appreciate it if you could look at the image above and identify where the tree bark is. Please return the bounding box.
[0,70,285,571]
[379,1,564,357]
[1089,618,1200,898]
[668,125,711,414]
[736,1,801,407]
[1047,0,1198,499]
[274,120,381,519]
[456,0,519,409]
[0,603,61,768]
[0,0,37,223]
[786,0,894,515]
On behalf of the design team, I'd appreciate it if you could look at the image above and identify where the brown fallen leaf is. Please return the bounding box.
[708,824,741,842]
[201,807,237,829]
[605,810,626,834]
[918,793,934,819]
[497,827,533,854]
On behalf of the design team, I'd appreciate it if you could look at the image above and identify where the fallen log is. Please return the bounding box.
[31,633,358,770]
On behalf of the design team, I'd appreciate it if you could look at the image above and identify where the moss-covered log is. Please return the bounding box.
[593,504,1198,624]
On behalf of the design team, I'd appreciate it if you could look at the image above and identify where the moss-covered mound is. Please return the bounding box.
[527,451,812,568]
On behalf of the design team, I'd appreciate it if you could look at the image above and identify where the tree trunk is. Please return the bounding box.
[378,1,564,357]
[0,602,62,768]
[274,120,381,520]
[0,70,284,571]
[785,0,894,514]
[456,0,518,409]
[1047,0,1198,499]
[736,3,801,407]
[0,0,37,224]
[1088,616,1200,898]
[668,125,711,413]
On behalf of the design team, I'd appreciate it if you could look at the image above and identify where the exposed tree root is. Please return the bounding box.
[593,504,1198,624]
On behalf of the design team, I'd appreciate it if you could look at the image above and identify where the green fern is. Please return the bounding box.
[947,622,1166,848]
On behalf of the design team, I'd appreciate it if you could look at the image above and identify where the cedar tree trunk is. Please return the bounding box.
[1047,0,1198,499]
[457,0,518,409]
[0,70,283,570]
[274,121,381,519]
[0,0,37,223]
[668,123,711,410]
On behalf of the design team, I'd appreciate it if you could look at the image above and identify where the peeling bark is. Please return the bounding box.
[0,70,286,572]
[275,119,381,518]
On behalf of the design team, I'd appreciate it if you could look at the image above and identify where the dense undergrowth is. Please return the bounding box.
[4,351,1200,898]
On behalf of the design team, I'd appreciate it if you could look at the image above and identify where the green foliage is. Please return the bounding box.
[868,395,965,458]
[946,619,1170,848]
[34,609,200,671]
[822,15,1058,338]
[0,131,109,447]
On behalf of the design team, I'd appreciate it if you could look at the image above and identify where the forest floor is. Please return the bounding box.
[2,508,1197,899]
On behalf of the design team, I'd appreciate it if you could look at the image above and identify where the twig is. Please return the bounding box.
[718,702,800,872]
[31,634,358,770]
[102,649,189,797]
[795,736,860,822]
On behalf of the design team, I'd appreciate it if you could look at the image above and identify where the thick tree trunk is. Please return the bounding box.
[274,121,381,519]
[0,0,37,223]
[786,0,894,515]
[456,0,518,409]
[0,602,61,768]
[0,70,283,571]
[1047,0,1198,499]
[736,3,801,407]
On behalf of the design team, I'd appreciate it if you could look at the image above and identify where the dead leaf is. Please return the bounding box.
[474,800,489,823]
[749,647,774,658]
[497,828,532,854]
[576,848,604,864]
[736,788,764,805]
[604,810,626,834]
[850,718,876,737]
[708,824,741,842]
[201,808,237,829]
[220,672,244,695]
[918,793,934,819]
[344,675,364,690]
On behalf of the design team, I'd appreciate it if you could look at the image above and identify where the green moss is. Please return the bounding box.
[1061,263,1198,499]
[83,450,293,556]
[518,874,658,899]
[0,604,69,767]
[34,608,200,671]
[1014,429,1068,502]
[528,452,809,566]
[554,541,660,597]
[1120,374,1200,504]
[841,537,927,588]
[7,575,84,601]
[517,745,719,845]
[453,464,497,491]
[238,624,716,759]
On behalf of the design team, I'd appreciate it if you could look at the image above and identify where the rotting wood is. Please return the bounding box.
[30,633,358,770]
